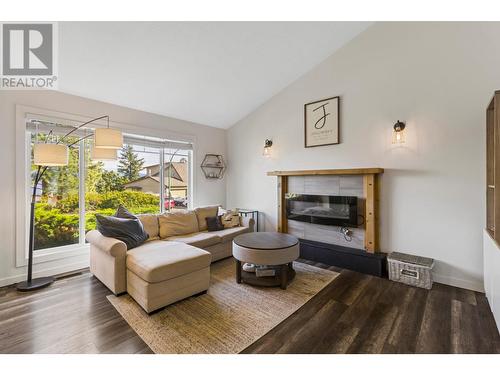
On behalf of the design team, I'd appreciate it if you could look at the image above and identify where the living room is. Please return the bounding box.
[2,1,500,373]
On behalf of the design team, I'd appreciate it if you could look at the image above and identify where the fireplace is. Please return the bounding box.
[285,193,358,227]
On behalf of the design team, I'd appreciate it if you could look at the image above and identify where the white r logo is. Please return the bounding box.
[2,23,53,75]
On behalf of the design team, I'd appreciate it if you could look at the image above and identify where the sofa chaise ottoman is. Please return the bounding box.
[86,206,255,313]
[126,241,211,313]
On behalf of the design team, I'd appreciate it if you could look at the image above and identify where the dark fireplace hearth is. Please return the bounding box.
[299,238,387,277]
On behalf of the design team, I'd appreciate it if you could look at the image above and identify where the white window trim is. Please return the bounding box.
[15,104,197,268]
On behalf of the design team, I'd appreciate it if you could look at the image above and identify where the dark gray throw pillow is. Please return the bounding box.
[115,205,138,220]
[206,215,224,232]
[95,205,149,250]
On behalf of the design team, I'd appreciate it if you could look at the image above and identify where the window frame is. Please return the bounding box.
[15,105,196,268]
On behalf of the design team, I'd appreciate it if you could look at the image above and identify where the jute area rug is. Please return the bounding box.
[107,258,338,354]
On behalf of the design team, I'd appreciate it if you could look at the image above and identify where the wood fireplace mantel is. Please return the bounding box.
[267,168,384,253]
[267,168,384,177]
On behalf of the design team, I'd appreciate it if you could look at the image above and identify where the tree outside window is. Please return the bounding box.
[30,130,191,251]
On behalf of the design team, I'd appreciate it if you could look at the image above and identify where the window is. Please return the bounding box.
[27,118,193,251]
[29,132,82,250]
[163,148,191,211]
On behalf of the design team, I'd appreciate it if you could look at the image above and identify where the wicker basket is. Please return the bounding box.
[387,252,434,289]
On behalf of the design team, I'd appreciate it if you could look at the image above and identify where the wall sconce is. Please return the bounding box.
[263,139,273,157]
[392,120,406,144]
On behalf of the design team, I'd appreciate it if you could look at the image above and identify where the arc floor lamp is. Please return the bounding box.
[17,115,123,292]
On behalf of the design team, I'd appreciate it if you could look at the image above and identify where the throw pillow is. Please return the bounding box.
[206,215,224,232]
[115,205,137,219]
[95,206,149,250]
[117,205,159,241]
[221,209,240,228]
[194,205,220,231]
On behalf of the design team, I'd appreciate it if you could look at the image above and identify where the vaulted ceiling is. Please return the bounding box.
[59,22,372,128]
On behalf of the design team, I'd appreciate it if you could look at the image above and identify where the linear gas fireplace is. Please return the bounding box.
[285,193,358,227]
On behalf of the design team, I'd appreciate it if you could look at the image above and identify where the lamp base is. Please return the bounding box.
[16,276,55,292]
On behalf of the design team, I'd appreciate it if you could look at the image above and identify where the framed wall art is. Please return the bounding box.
[304,96,339,148]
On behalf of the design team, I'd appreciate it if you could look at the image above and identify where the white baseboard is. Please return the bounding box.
[0,259,90,288]
[432,272,484,293]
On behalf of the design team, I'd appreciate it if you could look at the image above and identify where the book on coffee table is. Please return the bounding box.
[255,267,276,277]
[256,269,275,277]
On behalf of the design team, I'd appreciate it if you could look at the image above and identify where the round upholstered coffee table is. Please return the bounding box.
[232,232,300,289]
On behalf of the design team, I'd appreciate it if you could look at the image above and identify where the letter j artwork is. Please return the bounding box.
[304,96,339,148]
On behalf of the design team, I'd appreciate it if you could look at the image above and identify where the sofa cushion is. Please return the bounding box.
[138,214,160,241]
[194,205,219,231]
[165,232,221,248]
[126,240,211,283]
[158,210,199,238]
[215,226,249,243]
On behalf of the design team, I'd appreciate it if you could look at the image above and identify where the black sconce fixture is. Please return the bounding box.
[392,120,406,144]
[263,139,273,157]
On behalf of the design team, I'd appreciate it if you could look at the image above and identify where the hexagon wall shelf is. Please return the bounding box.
[201,154,226,179]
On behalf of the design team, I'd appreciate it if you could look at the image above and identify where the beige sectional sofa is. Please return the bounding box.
[86,206,254,313]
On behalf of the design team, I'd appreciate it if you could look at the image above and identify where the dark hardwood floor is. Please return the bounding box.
[243,260,500,354]
[1,260,499,354]
[0,272,152,354]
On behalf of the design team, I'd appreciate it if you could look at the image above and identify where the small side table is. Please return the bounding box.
[237,209,259,232]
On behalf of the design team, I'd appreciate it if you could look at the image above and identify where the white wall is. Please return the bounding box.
[226,22,500,292]
[0,90,226,286]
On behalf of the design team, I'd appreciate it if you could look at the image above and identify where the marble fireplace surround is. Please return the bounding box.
[267,168,384,253]
[287,175,366,250]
